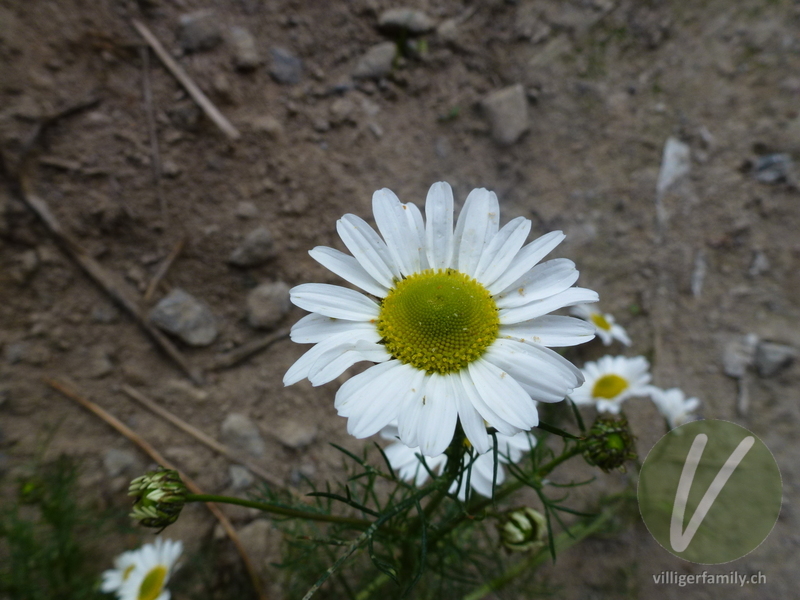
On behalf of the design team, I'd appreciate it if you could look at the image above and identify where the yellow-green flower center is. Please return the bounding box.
[377,269,499,374]
[138,565,167,600]
[592,374,628,399]
[590,312,612,331]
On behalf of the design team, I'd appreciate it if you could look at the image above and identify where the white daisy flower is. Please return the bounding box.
[100,550,139,594]
[380,424,535,500]
[284,182,598,456]
[569,355,651,414]
[113,537,183,600]
[571,304,631,346]
[649,387,700,429]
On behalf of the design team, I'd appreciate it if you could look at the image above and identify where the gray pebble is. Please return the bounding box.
[722,333,758,378]
[235,201,259,219]
[247,281,291,330]
[229,227,275,267]
[230,26,260,71]
[221,413,266,458]
[149,288,218,347]
[378,8,436,36]
[754,153,793,184]
[86,348,114,379]
[353,42,396,80]
[275,419,318,450]
[755,341,796,377]
[178,11,222,53]
[229,465,255,491]
[269,47,303,84]
[482,84,530,146]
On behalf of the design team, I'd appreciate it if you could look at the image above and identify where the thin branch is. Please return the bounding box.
[143,235,185,302]
[45,378,267,600]
[209,328,290,370]
[131,19,241,140]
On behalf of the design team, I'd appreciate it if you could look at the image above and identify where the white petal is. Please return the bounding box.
[487,231,565,295]
[468,358,539,430]
[337,214,400,286]
[457,369,520,436]
[308,342,391,386]
[414,372,459,457]
[346,363,425,439]
[500,316,595,347]
[425,181,454,270]
[451,374,491,454]
[291,283,380,321]
[454,188,499,276]
[483,339,580,403]
[309,246,389,297]
[499,287,599,324]
[494,259,579,308]
[373,189,421,277]
[474,217,531,287]
[284,327,380,386]
[403,201,430,271]
[290,313,375,343]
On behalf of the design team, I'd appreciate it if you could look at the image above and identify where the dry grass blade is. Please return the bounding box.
[45,378,268,600]
[210,328,291,370]
[131,19,241,140]
[144,235,186,302]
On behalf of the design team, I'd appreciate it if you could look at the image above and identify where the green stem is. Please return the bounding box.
[462,503,618,600]
[185,493,373,529]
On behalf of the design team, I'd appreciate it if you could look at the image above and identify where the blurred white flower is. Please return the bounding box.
[571,304,631,346]
[569,355,651,414]
[649,387,700,429]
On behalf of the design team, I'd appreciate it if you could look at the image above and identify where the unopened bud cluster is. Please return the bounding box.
[128,468,187,528]
[582,415,637,472]
[497,506,547,552]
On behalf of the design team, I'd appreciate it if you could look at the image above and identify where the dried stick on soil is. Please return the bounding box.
[17,175,203,386]
[45,378,267,600]
[120,384,286,490]
[210,328,291,371]
[131,19,241,141]
[140,45,167,224]
[144,235,186,302]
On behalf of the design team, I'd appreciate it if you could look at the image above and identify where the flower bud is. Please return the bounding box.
[582,415,637,472]
[128,469,187,528]
[497,507,547,552]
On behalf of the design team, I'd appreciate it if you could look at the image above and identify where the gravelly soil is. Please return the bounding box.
[1,0,798,598]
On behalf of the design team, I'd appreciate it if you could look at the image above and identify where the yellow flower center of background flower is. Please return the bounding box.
[590,312,612,331]
[377,269,499,374]
[592,374,628,399]
[138,565,167,600]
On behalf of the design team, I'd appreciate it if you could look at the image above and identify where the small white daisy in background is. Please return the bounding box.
[569,355,651,414]
[285,182,598,456]
[648,387,700,429]
[102,537,183,600]
[380,424,535,500]
[571,304,631,347]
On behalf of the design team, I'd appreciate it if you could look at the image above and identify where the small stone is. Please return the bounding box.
[378,8,436,36]
[330,97,357,124]
[250,115,284,139]
[656,137,691,197]
[722,334,758,378]
[162,379,209,403]
[229,465,255,491]
[103,448,139,478]
[246,281,291,330]
[178,11,222,53]
[353,42,396,79]
[229,227,276,267]
[235,201,259,219]
[482,84,530,146]
[149,288,218,347]
[754,153,793,184]
[269,47,302,84]
[275,419,318,450]
[221,413,267,458]
[162,159,181,178]
[755,342,796,377]
[230,26,260,71]
[86,348,114,379]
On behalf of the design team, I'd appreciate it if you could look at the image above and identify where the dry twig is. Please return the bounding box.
[45,378,267,600]
[121,384,285,489]
[140,45,167,223]
[144,235,186,302]
[131,19,241,140]
[210,328,291,371]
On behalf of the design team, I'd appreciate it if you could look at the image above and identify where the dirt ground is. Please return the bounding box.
[1,0,799,598]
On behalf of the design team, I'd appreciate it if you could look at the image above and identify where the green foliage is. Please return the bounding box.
[0,456,110,600]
